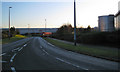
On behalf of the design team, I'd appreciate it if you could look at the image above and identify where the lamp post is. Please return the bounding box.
[9,7,12,40]
[74,0,77,46]
[45,19,46,32]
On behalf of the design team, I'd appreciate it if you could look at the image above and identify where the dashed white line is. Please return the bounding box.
[0,53,6,56]
[0,60,7,63]
[42,49,49,55]
[47,43,55,47]
[55,57,88,70]
[10,53,17,62]
[40,46,42,48]
[56,57,71,64]
[11,67,16,72]
[14,47,20,50]
[23,44,27,47]
[18,47,23,51]
[12,48,20,52]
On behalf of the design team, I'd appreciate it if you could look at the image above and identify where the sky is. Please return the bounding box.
[1,0,120,28]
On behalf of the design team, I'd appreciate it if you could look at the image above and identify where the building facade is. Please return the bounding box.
[115,11,120,30]
[115,1,120,30]
[98,15,115,32]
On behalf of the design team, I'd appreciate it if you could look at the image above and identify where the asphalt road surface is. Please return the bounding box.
[1,37,119,71]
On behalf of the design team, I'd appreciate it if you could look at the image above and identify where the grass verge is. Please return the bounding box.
[44,37,120,62]
[2,37,25,44]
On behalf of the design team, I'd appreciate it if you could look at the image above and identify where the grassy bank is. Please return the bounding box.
[2,37,24,44]
[44,37,120,62]
[2,35,27,44]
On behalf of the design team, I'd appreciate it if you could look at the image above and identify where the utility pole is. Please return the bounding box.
[28,24,30,36]
[74,0,77,46]
[45,19,47,32]
[9,7,12,40]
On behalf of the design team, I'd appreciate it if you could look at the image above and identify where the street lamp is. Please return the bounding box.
[45,19,47,32]
[9,7,12,39]
[74,0,77,46]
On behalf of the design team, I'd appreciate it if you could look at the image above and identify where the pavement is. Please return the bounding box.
[1,37,119,71]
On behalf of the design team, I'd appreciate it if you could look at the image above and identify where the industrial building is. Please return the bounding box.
[98,15,115,32]
[115,11,120,30]
[115,1,120,30]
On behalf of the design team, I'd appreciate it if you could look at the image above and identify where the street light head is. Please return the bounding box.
[9,7,12,8]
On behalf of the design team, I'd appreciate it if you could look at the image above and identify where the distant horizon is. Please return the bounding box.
[2,27,59,29]
[1,26,97,29]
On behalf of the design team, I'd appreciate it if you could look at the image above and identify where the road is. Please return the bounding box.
[1,37,119,71]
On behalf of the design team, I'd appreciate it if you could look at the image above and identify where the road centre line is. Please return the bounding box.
[13,47,20,50]
[12,47,20,52]
[11,67,16,72]
[42,49,49,55]
[40,46,42,48]
[12,44,27,52]
[0,60,7,63]
[23,44,27,47]
[10,44,27,63]
[47,43,55,47]
[41,38,88,70]
[55,57,88,70]
[18,47,23,52]
[10,53,17,62]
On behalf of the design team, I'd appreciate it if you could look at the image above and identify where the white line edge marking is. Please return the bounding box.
[11,67,16,72]
[0,53,6,56]
[55,57,88,70]
[10,53,17,62]
[42,49,49,55]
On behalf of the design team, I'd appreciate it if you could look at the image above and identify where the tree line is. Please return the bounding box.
[2,26,20,39]
[51,23,119,48]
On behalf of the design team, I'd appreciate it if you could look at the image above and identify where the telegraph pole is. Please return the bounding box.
[74,0,77,46]
[45,19,46,32]
[9,7,12,40]
[28,24,30,36]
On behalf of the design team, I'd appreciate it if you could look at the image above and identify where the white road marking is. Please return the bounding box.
[11,67,16,72]
[0,60,7,63]
[40,46,42,48]
[10,53,17,62]
[47,43,55,47]
[55,57,88,70]
[14,44,26,52]
[12,48,20,52]
[42,49,49,55]
[18,47,23,51]
[0,53,6,56]
[14,47,20,50]
[23,44,27,47]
